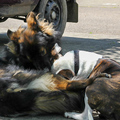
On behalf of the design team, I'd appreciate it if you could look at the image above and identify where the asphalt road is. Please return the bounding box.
[0,0,120,120]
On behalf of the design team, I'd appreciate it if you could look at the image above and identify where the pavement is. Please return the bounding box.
[64,0,120,35]
[78,0,120,7]
[62,0,120,63]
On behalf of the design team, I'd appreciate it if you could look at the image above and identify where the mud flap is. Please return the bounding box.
[67,1,78,22]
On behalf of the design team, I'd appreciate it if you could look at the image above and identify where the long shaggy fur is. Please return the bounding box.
[0,62,103,117]
[38,19,54,36]
[0,12,61,70]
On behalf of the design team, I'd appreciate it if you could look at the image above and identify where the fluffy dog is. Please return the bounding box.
[1,11,118,119]
[0,12,61,70]
[0,26,108,120]
[0,13,100,119]
[0,61,108,117]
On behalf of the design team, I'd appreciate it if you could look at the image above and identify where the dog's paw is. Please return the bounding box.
[64,112,89,120]
[64,112,73,119]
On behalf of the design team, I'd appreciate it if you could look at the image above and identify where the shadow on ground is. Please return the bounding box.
[62,36,120,62]
[1,32,120,61]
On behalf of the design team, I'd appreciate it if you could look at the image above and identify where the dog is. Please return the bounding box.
[0,60,109,117]
[52,50,102,77]
[51,49,120,120]
[86,58,120,120]
[0,20,109,120]
[0,45,112,119]
[0,11,98,119]
[51,50,103,119]
[1,11,119,119]
[0,12,61,70]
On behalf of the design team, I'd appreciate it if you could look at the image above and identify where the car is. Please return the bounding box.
[0,0,78,35]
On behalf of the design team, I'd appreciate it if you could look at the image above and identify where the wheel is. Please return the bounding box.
[38,0,67,35]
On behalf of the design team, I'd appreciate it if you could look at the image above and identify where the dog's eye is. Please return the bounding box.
[40,47,46,56]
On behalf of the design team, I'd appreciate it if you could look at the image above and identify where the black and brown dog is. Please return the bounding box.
[0,57,107,117]
[0,12,61,70]
[0,12,100,119]
[1,11,120,120]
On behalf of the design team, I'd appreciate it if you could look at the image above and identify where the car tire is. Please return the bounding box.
[38,0,67,36]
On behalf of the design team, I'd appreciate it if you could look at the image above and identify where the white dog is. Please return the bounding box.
[51,46,102,120]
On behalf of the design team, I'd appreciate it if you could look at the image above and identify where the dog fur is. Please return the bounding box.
[0,61,106,117]
[86,58,120,120]
[52,50,120,120]
[51,50,102,120]
[1,11,119,120]
[0,25,108,119]
[52,50,102,78]
[0,12,61,70]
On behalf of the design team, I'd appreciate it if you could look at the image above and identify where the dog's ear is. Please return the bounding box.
[7,26,25,43]
[57,69,74,80]
[26,12,38,30]
[7,29,13,40]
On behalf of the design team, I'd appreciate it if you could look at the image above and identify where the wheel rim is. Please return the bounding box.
[45,0,61,29]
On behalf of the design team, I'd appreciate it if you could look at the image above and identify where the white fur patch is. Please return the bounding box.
[64,94,93,120]
[52,51,74,74]
[52,50,102,78]
[27,73,56,91]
